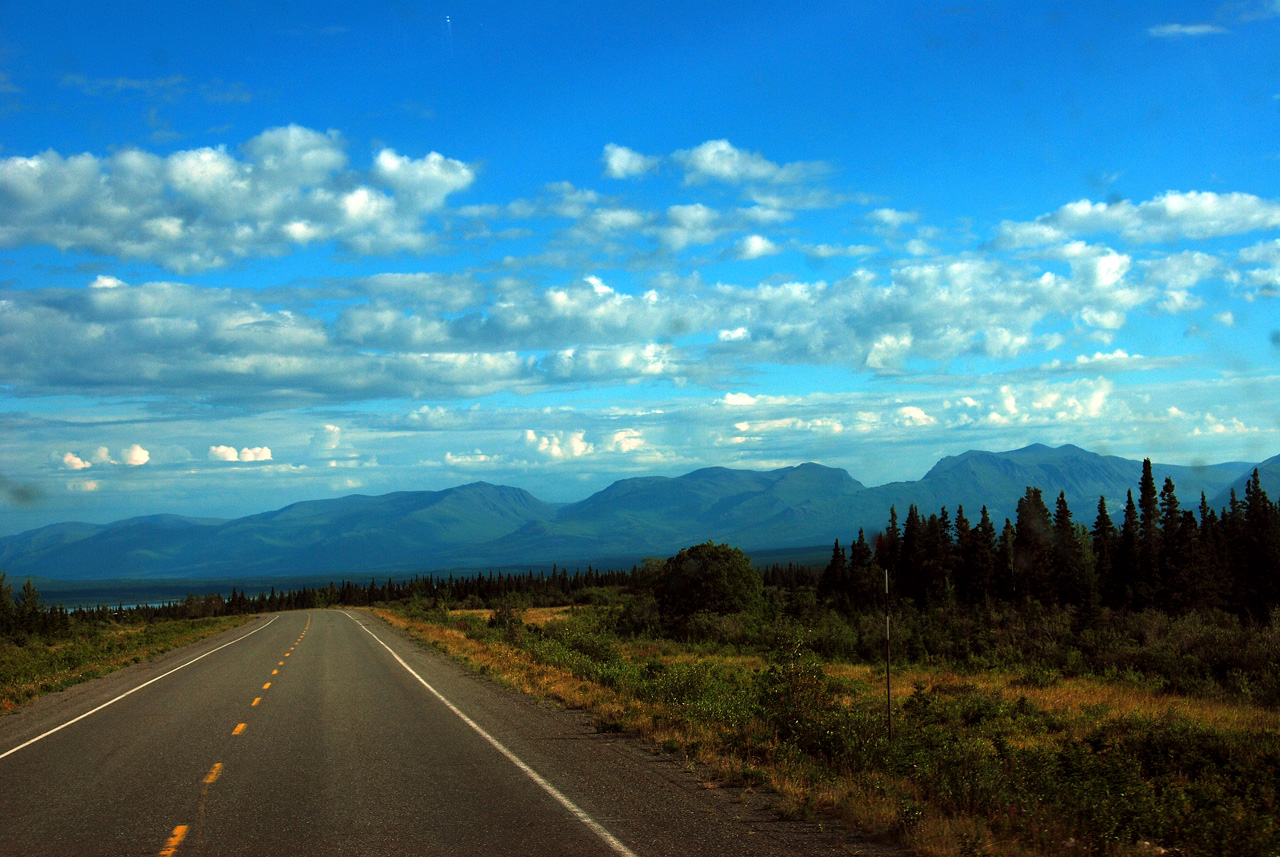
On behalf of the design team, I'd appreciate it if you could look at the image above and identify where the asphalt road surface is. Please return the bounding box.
[0,610,891,856]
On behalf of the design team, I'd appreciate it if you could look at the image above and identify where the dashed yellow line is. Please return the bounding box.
[203,762,223,785]
[278,661,284,665]
[262,682,270,689]
[271,669,278,675]
[232,723,246,736]
[251,697,261,707]
[157,824,188,856]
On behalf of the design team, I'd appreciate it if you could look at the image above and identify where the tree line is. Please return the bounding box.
[0,565,629,643]
[820,460,1280,620]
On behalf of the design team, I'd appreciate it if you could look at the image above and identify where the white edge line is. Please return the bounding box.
[342,610,638,857]
[0,614,279,761]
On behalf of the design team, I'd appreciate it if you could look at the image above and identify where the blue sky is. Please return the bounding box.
[2,1,1279,534]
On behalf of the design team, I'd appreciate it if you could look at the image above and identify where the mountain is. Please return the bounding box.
[1211,453,1280,509]
[0,446,1263,581]
[850,444,1250,530]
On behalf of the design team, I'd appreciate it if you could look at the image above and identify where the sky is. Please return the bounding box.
[1,1,1279,535]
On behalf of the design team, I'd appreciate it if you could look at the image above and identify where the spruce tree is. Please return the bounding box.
[1091,496,1117,603]
[1014,487,1053,602]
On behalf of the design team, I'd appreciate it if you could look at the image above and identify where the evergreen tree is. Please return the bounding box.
[1242,470,1280,619]
[959,506,998,603]
[818,539,847,606]
[1111,491,1140,609]
[1051,492,1088,605]
[1136,459,1162,607]
[875,506,901,585]
[899,505,926,603]
[1091,496,1117,603]
[1013,487,1053,602]
[997,518,1017,600]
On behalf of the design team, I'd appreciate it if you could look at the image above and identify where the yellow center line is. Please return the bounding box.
[251,697,261,706]
[285,653,291,657]
[271,669,278,675]
[157,824,188,857]
[232,723,246,736]
[203,762,223,785]
[262,682,271,689]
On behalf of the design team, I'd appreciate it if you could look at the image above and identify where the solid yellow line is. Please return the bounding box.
[262,682,270,689]
[251,697,261,707]
[232,723,246,736]
[203,762,223,784]
[158,824,188,856]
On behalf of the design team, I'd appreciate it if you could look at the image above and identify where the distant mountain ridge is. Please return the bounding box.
[0,445,1266,581]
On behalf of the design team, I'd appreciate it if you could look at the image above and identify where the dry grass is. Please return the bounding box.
[824,662,1280,734]
[447,606,574,627]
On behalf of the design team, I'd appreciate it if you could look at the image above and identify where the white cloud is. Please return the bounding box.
[92,447,116,465]
[996,191,1280,247]
[67,479,99,492]
[212,445,272,462]
[1215,310,1235,326]
[523,429,594,458]
[601,144,659,179]
[606,429,645,453]
[869,208,918,228]
[673,140,824,185]
[122,444,150,466]
[1148,23,1229,37]
[657,203,722,250]
[896,406,936,426]
[0,125,475,272]
[734,234,780,260]
[718,327,750,341]
[61,452,91,470]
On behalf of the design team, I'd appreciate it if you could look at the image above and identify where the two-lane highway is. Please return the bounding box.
[0,609,876,856]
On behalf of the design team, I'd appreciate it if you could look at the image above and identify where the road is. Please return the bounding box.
[0,610,883,856]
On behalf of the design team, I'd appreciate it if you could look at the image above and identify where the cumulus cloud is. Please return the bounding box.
[524,429,593,458]
[122,444,150,466]
[601,143,659,179]
[210,445,272,461]
[61,452,91,470]
[734,234,780,260]
[673,140,825,185]
[995,191,1280,247]
[657,203,722,250]
[606,429,645,453]
[0,125,475,271]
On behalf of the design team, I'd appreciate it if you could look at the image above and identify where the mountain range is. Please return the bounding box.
[2,444,1277,581]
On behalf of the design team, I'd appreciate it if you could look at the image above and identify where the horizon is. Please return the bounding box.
[3,3,1280,536]
[2,441,1271,538]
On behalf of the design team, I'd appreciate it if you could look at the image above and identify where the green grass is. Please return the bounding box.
[0,615,254,711]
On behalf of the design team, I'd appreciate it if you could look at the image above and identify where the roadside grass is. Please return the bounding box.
[0,615,254,712]
[376,602,1280,857]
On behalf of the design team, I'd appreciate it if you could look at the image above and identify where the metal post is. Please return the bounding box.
[885,566,891,744]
